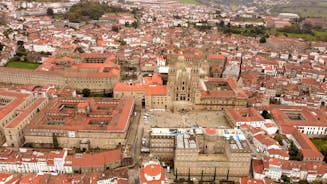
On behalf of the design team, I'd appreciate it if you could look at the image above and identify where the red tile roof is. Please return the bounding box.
[140,163,166,184]
[268,149,289,158]
[254,134,279,147]
[114,82,167,96]
[252,159,264,174]
[6,98,47,129]
[225,108,264,125]
[208,53,225,60]
[205,128,217,136]
[0,90,32,120]
[263,156,327,174]
[268,157,282,166]
[271,106,327,128]
[289,127,324,160]
[25,98,134,132]
[71,149,121,167]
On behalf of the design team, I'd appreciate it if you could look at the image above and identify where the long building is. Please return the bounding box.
[0,48,120,93]
[23,97,135,150]
[270,106,327,136]
[0,148,122,174]
[253,157,327,182]
[0,89,48,147]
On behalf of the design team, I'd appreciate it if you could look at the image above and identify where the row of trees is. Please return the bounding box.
[278,23,315,35]
[216,21,268,38]
[277,22,327,42]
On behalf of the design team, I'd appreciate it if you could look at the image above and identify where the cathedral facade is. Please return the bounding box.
[166,49,248,112]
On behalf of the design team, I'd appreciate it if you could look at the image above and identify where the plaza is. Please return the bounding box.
[143,110,230,130]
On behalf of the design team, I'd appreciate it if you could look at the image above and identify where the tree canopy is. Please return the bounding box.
[289,140,302,161]
[65,1,109,23]
[47,8,54,16]
[65,1,129,23]
[82,88,91,97]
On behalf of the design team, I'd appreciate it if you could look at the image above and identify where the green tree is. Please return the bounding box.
[218,20,225,27]
[309,181,322,184]
[274,134,284,146]
[0,14,6,26]
[320,144,327,162]
[131,21,138,29]
[259,36,266,43]
[65,1,109,23]
[298,179,309,184]
[261,110,269,119]
[112,25,120,32]
[47,8,54,16]
[289,141,302,161]
[0,42,5,52]
[52,133,59,149]
[281,174,290,183]
[82,88,91,97]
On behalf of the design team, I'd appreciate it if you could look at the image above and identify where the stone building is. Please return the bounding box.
[4,98,48,148]
[114,74,169,110]
[149,127,252,182]
[23,98,135,150]
[166,49,248,112]
[0,90,33,146]
[149,128,175,165]
[0,48,120,94]
[0,89,49,147]
[167,67,199,112]
[113,48,247,111]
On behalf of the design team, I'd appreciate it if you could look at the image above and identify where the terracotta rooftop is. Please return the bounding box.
[263,157,327,174]
[225,108,264,125]
[70,149,121,167]
[254,134,279,147]
[140,162,166,184]
[200,78,248,98]
[287,127,324,160]
[271,106,327,128]
[268,149,289,158]
[25,98,134,132]
[6,98,47,129]
[0,90,32,120]
[205,128,217,136]
[252,159,264,174]
[114,78,167,96]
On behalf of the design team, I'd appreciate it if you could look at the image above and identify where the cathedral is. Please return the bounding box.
[166,48,248,112]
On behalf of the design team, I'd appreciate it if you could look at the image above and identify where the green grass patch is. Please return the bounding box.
[178,0,199,4]
[272,29,327,42]
[106,11,131,15]
[311,139,327,150]
[230,4,238,11]
[6,61,40,69]
[286,32,315,40]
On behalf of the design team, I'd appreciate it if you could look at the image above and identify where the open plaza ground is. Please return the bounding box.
[142,110,231,130]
